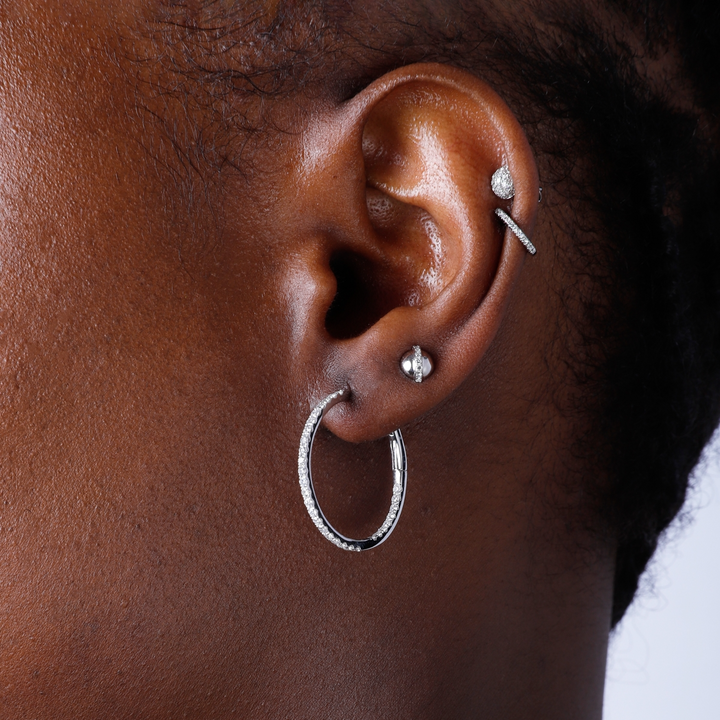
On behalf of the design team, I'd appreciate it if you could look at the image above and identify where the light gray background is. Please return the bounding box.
[604,433,720,719]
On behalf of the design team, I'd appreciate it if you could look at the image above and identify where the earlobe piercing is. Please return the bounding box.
[491,165,538,255]
[400,345,434,383]
[298,388,407,551]
[297,347,432,551]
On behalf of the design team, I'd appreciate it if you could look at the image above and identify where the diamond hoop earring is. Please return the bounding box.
[491,166,538,255]
[298,388,407,551]
[495,208,537,255]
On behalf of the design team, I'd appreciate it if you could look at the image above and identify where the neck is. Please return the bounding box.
[234,438,615,719]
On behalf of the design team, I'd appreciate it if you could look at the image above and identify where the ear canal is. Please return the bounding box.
[324,200,430,340]
[324,249,394,340]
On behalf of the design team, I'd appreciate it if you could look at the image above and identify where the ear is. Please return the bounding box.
[287,62,540,442]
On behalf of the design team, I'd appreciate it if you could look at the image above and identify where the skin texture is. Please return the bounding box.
[0,1,614,718]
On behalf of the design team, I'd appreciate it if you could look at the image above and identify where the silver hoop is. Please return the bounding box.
[495,208,537,255]
[298,388,407,551]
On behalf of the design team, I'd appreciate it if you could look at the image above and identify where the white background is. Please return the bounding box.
[604,433,720,719]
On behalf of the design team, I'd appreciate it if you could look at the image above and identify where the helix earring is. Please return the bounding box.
[298,388,407,551]
[491,165,537,256]
[400,345,434,383]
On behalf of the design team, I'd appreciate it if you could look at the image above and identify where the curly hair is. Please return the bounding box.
[463,0,720,625]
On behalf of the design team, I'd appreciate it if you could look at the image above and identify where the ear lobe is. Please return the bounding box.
[292,63,540,442]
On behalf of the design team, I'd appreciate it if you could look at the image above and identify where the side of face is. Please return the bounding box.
[0,2,612,717]
[0,2,294,713]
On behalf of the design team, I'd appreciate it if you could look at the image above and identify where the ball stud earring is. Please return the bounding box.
[400,346,434,383]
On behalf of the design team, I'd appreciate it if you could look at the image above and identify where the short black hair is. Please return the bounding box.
[456,0,720,625]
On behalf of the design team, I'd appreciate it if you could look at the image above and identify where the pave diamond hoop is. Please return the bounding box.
[495,208,537,255]
[298,388,407,552]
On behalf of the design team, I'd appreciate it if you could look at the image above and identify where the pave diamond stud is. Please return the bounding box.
[401,346,434,383]
[491,165,515,200]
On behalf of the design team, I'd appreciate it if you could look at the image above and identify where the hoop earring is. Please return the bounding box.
[495,208,537,256]
[298,388,407,551]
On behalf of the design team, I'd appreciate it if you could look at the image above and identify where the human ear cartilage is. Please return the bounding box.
[298,389,407,551]
[491,166,538,256]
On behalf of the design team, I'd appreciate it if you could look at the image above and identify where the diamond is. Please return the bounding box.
[298,389,407,552]
[413,345,423,383]
[491,165,515,200]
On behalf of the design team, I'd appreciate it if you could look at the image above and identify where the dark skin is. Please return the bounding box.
[0,1,614,717]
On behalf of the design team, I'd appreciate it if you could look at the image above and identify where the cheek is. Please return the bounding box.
[0,11,311,710]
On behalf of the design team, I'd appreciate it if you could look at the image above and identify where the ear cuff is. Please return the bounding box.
[491,166,538,255]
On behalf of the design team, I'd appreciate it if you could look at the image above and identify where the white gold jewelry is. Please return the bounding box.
[491,165,515,200]
[400,345,434,383]
[495,208,537,255]
[298,389,407,551]
[491,165,538,255]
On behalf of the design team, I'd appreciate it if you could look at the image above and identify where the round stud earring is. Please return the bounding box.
[400,346,434,383]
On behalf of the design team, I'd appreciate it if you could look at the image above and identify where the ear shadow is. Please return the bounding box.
[310,428,393,539]
[325,249,399,340]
